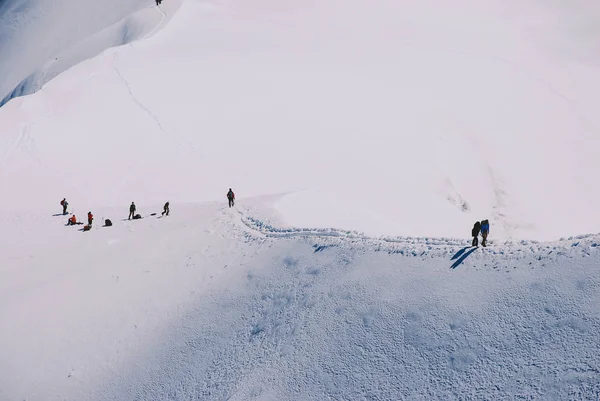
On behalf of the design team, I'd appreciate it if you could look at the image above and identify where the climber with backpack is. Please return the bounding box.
[481,219,490,247]
[87,211,94,226]
[162,202,170,216]
[60,198,68,215]
[471,221,481,247]
[227,188,235,208]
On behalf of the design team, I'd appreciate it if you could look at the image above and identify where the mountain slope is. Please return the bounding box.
[1,0,600,239]
[0,0,182,106]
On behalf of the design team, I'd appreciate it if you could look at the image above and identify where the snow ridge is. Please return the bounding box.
[0,1,182,107]
[237,208,600,262]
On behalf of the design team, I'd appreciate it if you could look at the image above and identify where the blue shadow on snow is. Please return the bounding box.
[450,247,477,269]
[451,246,470,261]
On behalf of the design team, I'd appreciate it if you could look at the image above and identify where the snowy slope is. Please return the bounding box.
[1,1,600,399]
[1,0,600,240]
[0,0,182,105]
[0,200,599,400]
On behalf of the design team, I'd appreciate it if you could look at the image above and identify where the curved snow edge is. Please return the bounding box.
[0,1,183,108]
[236,209,600,259]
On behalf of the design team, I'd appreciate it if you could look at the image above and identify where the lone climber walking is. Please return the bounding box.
[227,188,235,208]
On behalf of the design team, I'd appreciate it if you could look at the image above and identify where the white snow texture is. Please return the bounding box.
[0,0,599,400]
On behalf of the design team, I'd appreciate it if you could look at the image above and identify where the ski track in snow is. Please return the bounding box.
[0,123,28,167]
[112,53,165,134]
[235,207,600,267]
[142,4,167,40]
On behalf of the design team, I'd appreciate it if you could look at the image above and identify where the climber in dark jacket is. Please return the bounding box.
[227,189,235,208]
[60,198,68,215]
[128,202,136,220]
[471,221,481,247]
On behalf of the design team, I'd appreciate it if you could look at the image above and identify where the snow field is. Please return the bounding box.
[1,200,599,400]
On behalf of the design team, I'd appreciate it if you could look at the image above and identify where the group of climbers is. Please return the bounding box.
[61,191,493,247]
[127,201,168,219]
[62,198,92,228]
[60,189,235,231]
[471,219,490,247]
[64,210,93,228]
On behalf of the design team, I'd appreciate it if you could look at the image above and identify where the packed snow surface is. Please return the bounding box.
[0,201,599,400]
[1,0,600,239]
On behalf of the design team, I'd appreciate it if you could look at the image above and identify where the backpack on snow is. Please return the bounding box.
[133,214,142,220]
[83,225,91,232]
[104,219,112,227]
